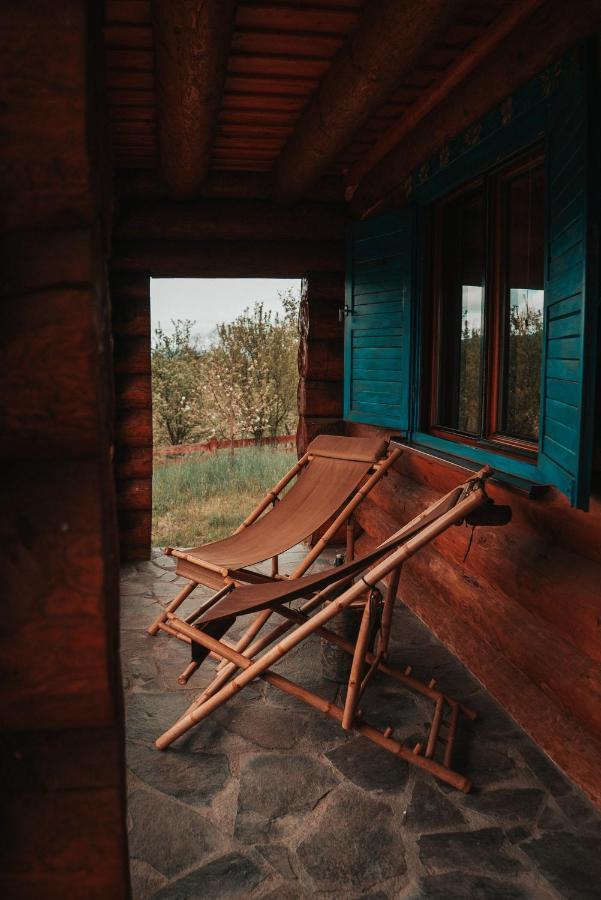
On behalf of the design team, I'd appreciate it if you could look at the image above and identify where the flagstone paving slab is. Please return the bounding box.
[122,549,601,899]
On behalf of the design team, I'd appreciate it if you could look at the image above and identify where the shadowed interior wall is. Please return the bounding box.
[0,2,129,896]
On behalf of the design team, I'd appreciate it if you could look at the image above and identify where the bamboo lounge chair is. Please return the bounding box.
[155,466,512,792]
[147,435,403,652]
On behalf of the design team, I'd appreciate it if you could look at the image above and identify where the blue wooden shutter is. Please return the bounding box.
[344,209,414,431]
[539,47,598,508]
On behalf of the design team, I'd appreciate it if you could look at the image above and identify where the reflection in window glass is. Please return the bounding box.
[438,186,485,435]
[503,164,545,442]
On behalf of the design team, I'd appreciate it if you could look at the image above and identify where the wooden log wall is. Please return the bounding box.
[112,274,153,561]
[0,2,128,897]
[296,273,346,455]
[110,205,346,559]
[346,422,601,807]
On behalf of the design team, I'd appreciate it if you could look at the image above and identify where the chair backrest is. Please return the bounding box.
[187,435,389,569]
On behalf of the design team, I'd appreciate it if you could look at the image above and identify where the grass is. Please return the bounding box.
[152,444,296,548]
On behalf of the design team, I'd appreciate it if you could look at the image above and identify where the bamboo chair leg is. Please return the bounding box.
[346,516,355,561]
[379,564,402,659]
[147,581,197,636]
[425,696,445,758]
[342,599,371,730]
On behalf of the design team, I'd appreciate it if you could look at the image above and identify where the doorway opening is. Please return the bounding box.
[150,277,302,552]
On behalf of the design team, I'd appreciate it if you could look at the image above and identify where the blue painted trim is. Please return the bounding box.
[411,431,561,488]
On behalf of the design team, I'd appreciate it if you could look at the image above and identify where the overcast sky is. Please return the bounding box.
[150,277,301,338]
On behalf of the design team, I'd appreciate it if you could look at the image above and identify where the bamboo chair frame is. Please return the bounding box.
[154,467,496,792]
[147,444,403,665]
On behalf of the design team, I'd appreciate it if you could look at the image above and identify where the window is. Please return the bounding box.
[425,147,545,459]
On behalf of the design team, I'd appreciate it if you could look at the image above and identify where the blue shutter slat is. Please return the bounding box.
[344,209,414,431]
[538,46,597,508]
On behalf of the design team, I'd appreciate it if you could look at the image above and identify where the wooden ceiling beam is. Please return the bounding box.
[152,0,236,199]
[115,169,346,203]
[271,0,453,205]
[351,0,601,218]
[111,239,344,277]
[115,198,346,243]
[344,0,546,199]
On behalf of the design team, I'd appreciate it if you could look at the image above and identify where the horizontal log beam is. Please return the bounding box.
[114,170,346,203]
[298,379,343,417]
[152,0,236,198]
[115,199,346,242]
[345,0,545,197]
[111,239,344,277]
[352,0,601,216]
[272,0,451,204]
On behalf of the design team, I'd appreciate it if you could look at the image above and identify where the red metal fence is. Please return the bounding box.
[154,433,295,458]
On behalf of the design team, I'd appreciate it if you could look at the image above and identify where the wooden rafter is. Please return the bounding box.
[271,0,453,204]
[152,0,236,198]
[344,0,546,198]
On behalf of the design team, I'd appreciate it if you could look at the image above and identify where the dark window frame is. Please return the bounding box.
[422,143,545,463]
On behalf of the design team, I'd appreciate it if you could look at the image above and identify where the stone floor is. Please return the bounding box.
[121,548,601,899]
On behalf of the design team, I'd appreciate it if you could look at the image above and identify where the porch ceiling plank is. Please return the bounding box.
[344,0,546,198]
[352,0,601,217]
[151,0,237,199]
[270,0,454,205]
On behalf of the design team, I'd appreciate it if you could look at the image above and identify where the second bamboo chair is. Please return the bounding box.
[155,466,512,792]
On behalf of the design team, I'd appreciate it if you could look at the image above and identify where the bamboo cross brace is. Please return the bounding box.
[175,592,476,728]
[156,485,485,749]
[159,612,471,791]
[184,570,358,709]
[184,583,234,625]
[147,580,197,636]
[206,447,403,676]
[267,606,476,718]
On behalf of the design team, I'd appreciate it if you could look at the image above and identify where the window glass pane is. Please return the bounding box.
[437,186,485,435]
[502,163,545,442]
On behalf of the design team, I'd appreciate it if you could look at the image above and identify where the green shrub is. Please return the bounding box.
[152,445,295,547]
